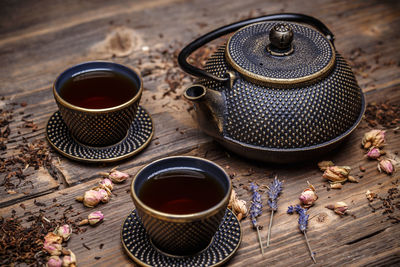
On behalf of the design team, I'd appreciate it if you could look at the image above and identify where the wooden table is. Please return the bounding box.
[1,0,399,266]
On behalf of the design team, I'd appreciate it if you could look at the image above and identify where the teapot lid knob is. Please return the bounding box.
[267,24,294,56]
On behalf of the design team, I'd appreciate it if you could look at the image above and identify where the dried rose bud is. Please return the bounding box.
[362,129,385,149]
[323,166,351,183]
[228,189,247,221]
[334,202,348,215]
[109,170,129,183]
[366,190,377,201]
[55,224,72,242]
[43,241,62,256]
[88,210,104,225]
[45,232,63,244]
[83,190,101,208]
[47,256,62,267]
[299,183,318,208]
[327,202,348,215]
[366,147,382,159]
[97,188,110,203]
[99,178,113,191]
[377,158,395,175]
[62,250,77,267]
[318,160,334,171]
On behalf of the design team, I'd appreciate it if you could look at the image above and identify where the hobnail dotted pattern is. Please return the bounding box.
[227,22,334,81]
[122,209,241,267]
[198,46,363,149]
[57,102,138,146]
[46,106,153,161]
[136,207,226,256]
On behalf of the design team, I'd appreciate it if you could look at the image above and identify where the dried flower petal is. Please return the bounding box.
[299,182,318,208]
[78,219,89,226]
[62,250,77,267]
[347,176,359,183]
[362,129,385,149]
[109,170,129,183]
[99,178,113,191]
[317,161,334,171]
[323,166,351,183]
[47,256,62,267]
[366,147,382,159]
[377,158,395,174]
[55,224,72,242]
[366,190,377,201]
[88,211,104,225]
[83,190,101,208]
[330,183,343,189]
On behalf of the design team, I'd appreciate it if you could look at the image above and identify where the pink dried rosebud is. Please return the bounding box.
[88,210,104,225]
[55,224,72,242]
[299,182,318,208]
[97,188,110,203]
[99,178,113,191]
[45,232,63,244]
[62,250,77,267]
[43,241,62,256]
[334,202,348,215]
[323,166,351,183]
[325,202,349,215]
[366,147,382,159]
[47,256,62,267]
[362,129,385,149]
[377,158,395,174]
[109,170,129,183]
[83,190,101,208]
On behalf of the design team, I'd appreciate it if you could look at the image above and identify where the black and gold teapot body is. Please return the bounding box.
[179,14,365,163]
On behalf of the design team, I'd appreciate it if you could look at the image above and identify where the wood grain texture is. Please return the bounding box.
[0,0,400,266]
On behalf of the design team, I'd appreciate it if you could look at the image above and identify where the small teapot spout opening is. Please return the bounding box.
[184,84,207,101]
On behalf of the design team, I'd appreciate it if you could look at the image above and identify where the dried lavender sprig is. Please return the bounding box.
[266,176,283,247]
[287,205,316,263]
[250,183,264,255]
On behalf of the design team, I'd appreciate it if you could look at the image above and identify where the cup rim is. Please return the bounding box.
[53,61,143,113]
[131,156,232,222]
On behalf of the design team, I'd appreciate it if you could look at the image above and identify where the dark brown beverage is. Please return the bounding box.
[138,169,225,214]
[59,71,137,109]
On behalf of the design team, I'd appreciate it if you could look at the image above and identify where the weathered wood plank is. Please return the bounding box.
[1,0,400,266]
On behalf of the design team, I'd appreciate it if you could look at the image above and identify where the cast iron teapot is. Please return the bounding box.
[178,14,365,163]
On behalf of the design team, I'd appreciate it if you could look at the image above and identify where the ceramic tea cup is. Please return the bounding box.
[131,156,232,256]
[53,61,142,147]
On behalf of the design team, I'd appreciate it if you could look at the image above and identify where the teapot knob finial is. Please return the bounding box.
[267,24,294,56]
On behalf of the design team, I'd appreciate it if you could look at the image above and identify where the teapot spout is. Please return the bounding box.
[184,84,225,138]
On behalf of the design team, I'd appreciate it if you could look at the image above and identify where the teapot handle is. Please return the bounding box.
[178,13,335,83]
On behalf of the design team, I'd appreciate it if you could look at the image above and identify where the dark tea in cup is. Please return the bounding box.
[59,71,137,109]
[138,169,225,215]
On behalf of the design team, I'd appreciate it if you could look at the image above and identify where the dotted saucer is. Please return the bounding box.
[121,209,242,267]
[46,106,153,163]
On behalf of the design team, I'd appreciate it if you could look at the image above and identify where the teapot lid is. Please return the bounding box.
[226,22,335,86]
